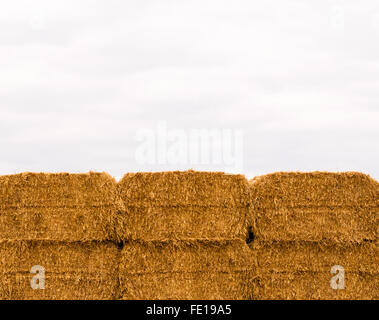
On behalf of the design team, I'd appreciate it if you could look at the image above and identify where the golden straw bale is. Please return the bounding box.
[250,171,378,209]
[251,241,378,274]
[0,172,123,241]
[0,241,120,300]
[253,207,377,242]
[118,171,251,207]
[117,171,251,240]
[249,172,378,242]
[120,240,254,274]
[116,206,250,241]
[0,273,117,300]
[256,271,378,300]
[119,240,256,300]
[121,272,255,300]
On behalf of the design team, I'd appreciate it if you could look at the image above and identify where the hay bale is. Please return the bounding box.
[249,172,379,242]
[0,273,117,300]
[249,241,378,300]
[256,272,378,300]
[0,172,124,241]
[118,171,251,207]
[251,241,378,274]
[0,241,120,300]
[121,272,255,300]
[250,172,378,209]
[117,171,251,240]
[117,206,250,241]
[253,207,377,242]
[119,240,256,300]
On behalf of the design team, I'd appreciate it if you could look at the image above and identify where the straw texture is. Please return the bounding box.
[117,206,250,241]
[250,171,378,208]
[249,171,378,242]
[249,171,379,300]
[0,241,120,300]
[250,241,378,299]
[257,272,378,300]
[117,171,251,241]
[251,241,378,273]
[1,273,117,300]
[0,172,123,241]
[0,170,377,300]
[119,240,256,300]
[119,171,251,207]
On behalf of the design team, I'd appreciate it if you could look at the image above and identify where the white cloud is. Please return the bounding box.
[0,0,378,180]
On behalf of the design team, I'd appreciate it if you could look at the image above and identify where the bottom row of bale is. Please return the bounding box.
[251,241,378,300]
[1,240,376,300]
[0,242,119,300]
[0,240,254,300]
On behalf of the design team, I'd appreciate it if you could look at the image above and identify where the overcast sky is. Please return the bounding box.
[0,0,378,181]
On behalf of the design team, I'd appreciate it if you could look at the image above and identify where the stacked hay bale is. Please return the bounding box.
[117,171,255,300]
[249,172,379,300]
[0,172,122,300]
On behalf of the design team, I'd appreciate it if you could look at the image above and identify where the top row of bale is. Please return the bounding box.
[117,171,251,240]
[118,171,251,207]
[250,172,378,243]
[0,170,377,242]
[0,172,122,241]
[250,172,378,209]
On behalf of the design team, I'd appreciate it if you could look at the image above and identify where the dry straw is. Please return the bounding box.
[248,171,378,300]
[250,241,378,274]
[0,172,124,241]
[117,171,252,241]
[121,272,255,300]
[251,240,378,300]
[117,206,250,241]
[1,273,117,300]
[119,240,256,300]
[251,207,377,242]
[249,172,379,242]
[256,271,378,300]
[1,169,377,300]
[250,171,378,209]
[118,171,251,207]
[0,241,120,300]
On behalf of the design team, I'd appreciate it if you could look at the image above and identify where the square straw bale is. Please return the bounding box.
[252,207,377,242]
[118,171,251,207]
[250,241,378,274]
[256,271,378,300]
[116,206,250,241]
[250,172,378,209]
[249,172,378,242]
[0,172,124,241]
[119,240,256,300]
[0,241,120,300]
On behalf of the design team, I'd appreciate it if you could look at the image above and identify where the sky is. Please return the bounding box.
[0,0,378,181]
